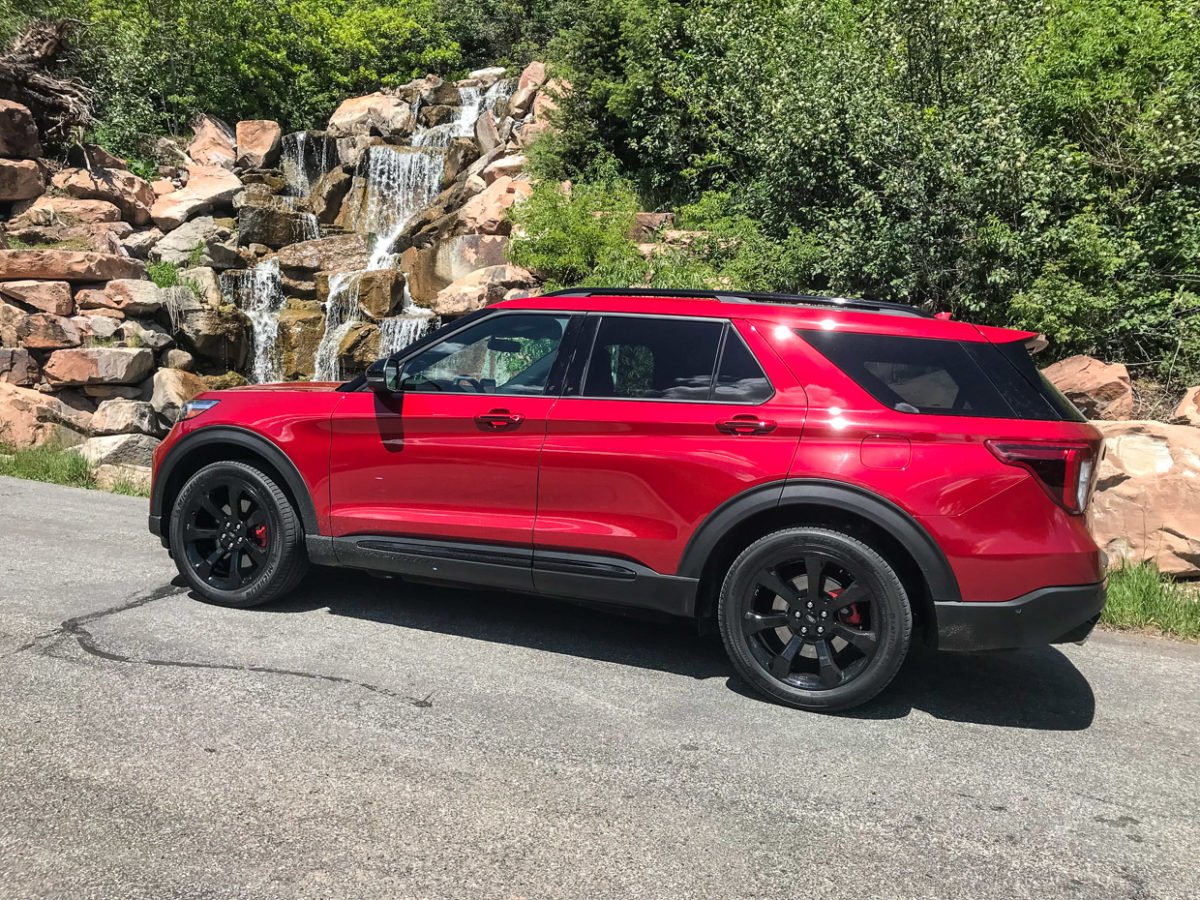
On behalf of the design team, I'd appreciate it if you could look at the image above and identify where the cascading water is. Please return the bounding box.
[378,311,438,357]
[282,132,331,199]
[221,259,285,383]
[313,272,362,382]
[363,145,445,269]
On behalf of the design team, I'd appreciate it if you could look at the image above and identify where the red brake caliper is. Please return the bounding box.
[831,588,864,626]
[253,524,269,547]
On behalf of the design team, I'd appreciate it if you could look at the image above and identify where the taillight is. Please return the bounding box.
[986,441,1096,515]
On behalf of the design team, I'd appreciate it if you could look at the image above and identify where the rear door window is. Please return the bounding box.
[582,316,724,400]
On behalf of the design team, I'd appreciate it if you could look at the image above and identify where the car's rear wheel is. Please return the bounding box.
[169,460,308,608]
[718,527,912,712]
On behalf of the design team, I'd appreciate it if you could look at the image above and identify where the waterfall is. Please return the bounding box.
[412,85,502,149]
[221,260,285,383]
[378,312,437,357]
[296,211,320,241]
[282,132,331,199]
[363,146,445,270]
[313,272,362,382]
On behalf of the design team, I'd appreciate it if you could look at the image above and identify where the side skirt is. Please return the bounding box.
[304,535,698,618]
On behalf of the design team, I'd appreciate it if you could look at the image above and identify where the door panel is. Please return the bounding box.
[534,317,807,576]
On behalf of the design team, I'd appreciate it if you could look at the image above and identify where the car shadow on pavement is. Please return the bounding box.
[262,568,1095,731]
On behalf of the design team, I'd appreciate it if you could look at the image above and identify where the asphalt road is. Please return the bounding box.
[0,475,1196,899]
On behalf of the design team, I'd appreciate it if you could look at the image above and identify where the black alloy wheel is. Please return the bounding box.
[169,460,308,607]
[719,527,912,711]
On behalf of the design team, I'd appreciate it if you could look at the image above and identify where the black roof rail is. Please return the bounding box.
[541,287,932,318]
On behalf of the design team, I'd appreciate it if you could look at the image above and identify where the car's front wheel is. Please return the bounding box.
[718,527,912,712]
[169,460,309,607]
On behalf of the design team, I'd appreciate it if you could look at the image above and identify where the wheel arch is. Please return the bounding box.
[151,426,320,542]
[682,479,960,642]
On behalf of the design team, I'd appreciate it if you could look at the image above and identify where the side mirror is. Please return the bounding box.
[365,358,402,393]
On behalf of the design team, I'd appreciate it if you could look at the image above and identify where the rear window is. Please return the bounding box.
[799,330,1075,420]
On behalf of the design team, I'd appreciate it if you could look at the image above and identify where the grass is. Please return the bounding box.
[0,443,151,498]
[1102,563,1200,640]
[147,259,204,300]
[5,236,92,252]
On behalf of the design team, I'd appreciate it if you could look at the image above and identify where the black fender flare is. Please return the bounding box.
[149,426,320,537]
[677,478,961,603]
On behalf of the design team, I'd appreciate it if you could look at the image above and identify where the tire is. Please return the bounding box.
[718,527,912,712]
[168,460,309,608]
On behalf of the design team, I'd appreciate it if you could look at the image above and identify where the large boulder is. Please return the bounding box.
[10,196,122,228]
[0,100,42,158]
[0,250,146,282]
[148,368,207,422]
[517,61,547,92]
[121,227,164,260]
[235,120,282,169]
[1092,420,1200,576]
[1042,355,1132,420]
[277,304,325,380]
[17,313,82,350]
[0,382,91,448]
[75,433,160,468]
[50,167,155,225]
[1172,387,1200,427]
[236,205,316,249]
[352,269,403,320]
[187,115,236,169]
[456,176,533,235]
[149,216,235,266]
[175,305,251,372]
[336,322,380,376]
[0,158,45,201]
[405,234,510,303]
[0,280,73,316]
[0,300,27,345]
[43,347,155,387]
[311,169,353,224]
[104,280,163,316]
[90,398,163,436]
[151,165,243,231]
[482,154,527,185]
[0,348,39,386]
[327,93,414,137]
[277,232,369,274]
[430,265,537,316]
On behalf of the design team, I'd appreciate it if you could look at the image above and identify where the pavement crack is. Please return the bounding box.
[14,582,436,709]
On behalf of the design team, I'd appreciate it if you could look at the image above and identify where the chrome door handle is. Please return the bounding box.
[716,415,777,435]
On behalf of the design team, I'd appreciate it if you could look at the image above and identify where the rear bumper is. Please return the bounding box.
[934,581,1106,652]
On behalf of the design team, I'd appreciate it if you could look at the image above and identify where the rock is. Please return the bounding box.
[327,94,415,137]
[150,178,175,196]
[1172,387,1200,426]
[235,120,282,169]
[149,216,228,265]
[161,348,195,371]
[515,120,554,150]
[75,314,122,340]
[279,132,339,199]
[0,100,41,158]
[629,212,676,241]
[81,383,143,401]
[475,111,502,155]
[103,280,162,315]
[532,82,563,121]
[1,299,28,345]
[237,205,316,249]
[178,267,223,307]
[187,114,237,168]
[149,368,208,421]
[0,280,73,316]
[121,227,164,260]
[354,270,403,319]
[405,234,510,303]
[43,347,154,387]
[1092,420,1200,576]
[508,85,538,119]
[482,154,527,185]
[276,232,369,274]
[0,381,90,448]
[1042,355,1133,420]
[413,75,459,107]
[65,143,127,171]
[420,105,456,128]
[334,134,385,168]
[311,169,352,225]
[0,251,146,282]
[468,66,507,83]
[0,347,38,385]
[93,463,153,492]
[444,139,481,186]
[277,305,325,380]
[17,313,82,350]
[151,165,242,230]
[50,167,155,224]
[76,433,160,468]
[121,318,172,351]
[176,306,251,372]
[336,322,380,376]
[456,176,533,235]
[10,196,123,228]
[517,61,547,92]
[90,398,162,436]
[0,158,44,201]
[430,265,537,316]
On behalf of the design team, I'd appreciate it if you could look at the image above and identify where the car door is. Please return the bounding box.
[327,312,577,582]
[533,314,807,596]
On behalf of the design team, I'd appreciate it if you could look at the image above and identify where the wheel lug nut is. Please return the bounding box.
[821,611,828,618]
[806,601,813,609]
[817,626,824,634]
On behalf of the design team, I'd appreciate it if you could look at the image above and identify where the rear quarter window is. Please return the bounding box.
[799,330,1067,420]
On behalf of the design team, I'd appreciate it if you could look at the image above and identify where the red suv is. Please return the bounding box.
[149,288,1106,711]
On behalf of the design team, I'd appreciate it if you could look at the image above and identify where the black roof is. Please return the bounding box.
[541,287,932,318]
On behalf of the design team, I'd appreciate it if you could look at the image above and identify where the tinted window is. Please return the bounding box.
[713,330,773,403]
[402,313,568,395]
[583,317,723,400]
[800,330,1066,420]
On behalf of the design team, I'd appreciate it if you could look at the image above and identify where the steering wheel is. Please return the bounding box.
[453,375,484,392]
